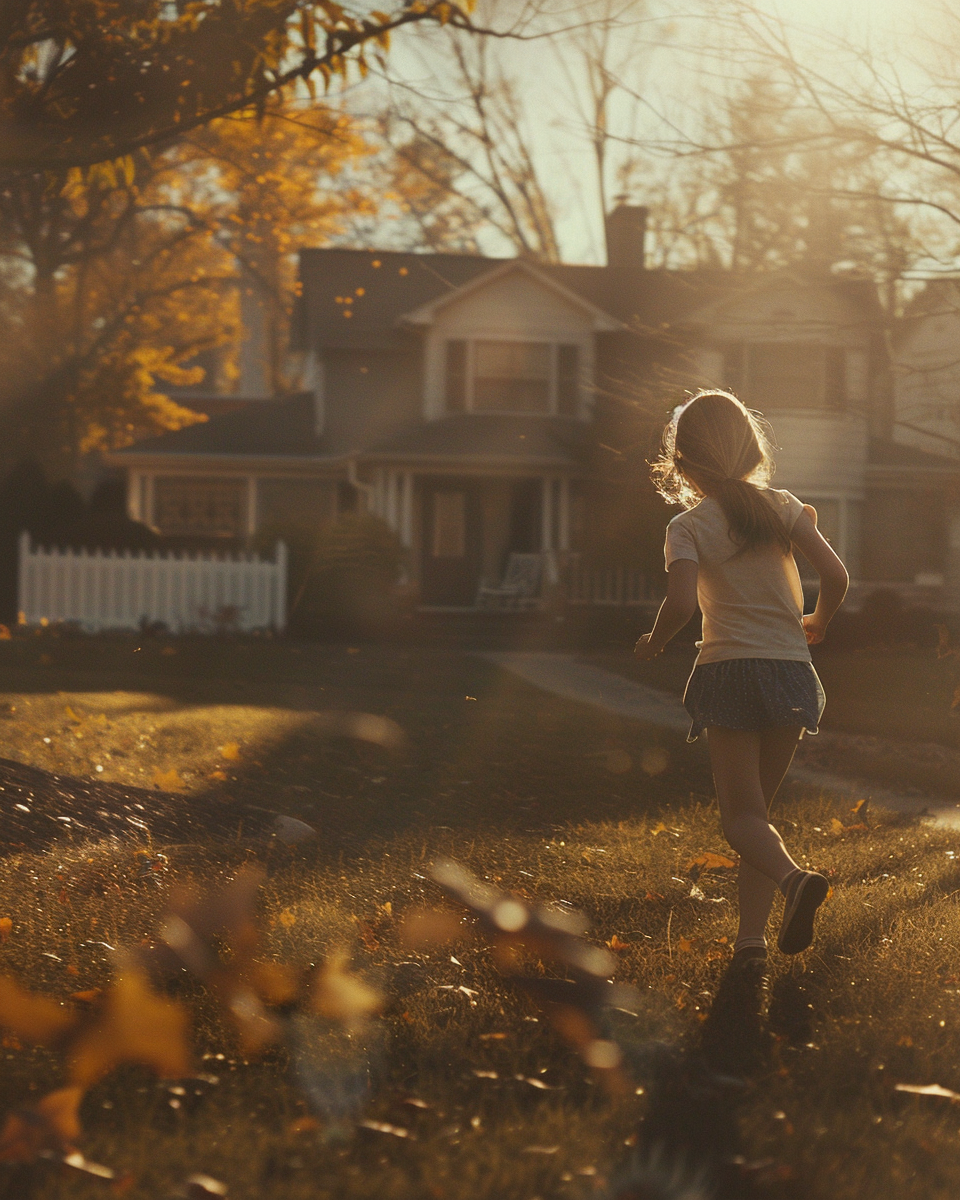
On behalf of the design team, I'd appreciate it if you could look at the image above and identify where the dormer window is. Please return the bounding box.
[444,339,581,416]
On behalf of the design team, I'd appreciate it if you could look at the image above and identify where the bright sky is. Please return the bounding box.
[357,0,934,264]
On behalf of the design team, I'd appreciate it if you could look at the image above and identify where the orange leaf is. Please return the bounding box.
[0,977,76,1044]
[677,937,693,953]
[219,742,241,762]
[0,918,12,943]
[310,951,381,1030]
[684,853,736,872]
[67,970,191,1087]
[0,1086,83,1162]
[152,768,186,791]
[606,935,630,953]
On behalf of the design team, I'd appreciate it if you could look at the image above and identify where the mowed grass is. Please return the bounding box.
[0,636,957,1197]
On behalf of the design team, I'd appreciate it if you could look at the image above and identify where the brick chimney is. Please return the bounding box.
[604,204,648,274]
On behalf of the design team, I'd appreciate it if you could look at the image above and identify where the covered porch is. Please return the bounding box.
[358,466,579,607]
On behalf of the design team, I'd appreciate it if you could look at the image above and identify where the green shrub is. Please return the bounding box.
[257,513,405,637]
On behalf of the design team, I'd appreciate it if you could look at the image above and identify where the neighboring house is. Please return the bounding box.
[886,280,960,601]
[109,206,960,611]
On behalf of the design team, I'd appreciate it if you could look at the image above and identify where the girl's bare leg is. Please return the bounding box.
[706,727,804,950]
[733,727,805,947]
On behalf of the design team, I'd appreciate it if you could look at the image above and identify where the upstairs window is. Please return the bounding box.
[444,340,581,416]
[723,342,847,409]
[474,341,551,412]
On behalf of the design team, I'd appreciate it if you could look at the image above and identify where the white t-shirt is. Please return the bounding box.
[664,488,810,666]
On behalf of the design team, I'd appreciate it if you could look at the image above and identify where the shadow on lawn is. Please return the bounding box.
[613,957,811,1200]
[0,639,712,859]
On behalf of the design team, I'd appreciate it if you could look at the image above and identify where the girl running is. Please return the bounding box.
[634,391,848,959]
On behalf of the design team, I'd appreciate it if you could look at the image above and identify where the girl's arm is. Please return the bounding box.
[790,509,849,644]
[634,559,699,660]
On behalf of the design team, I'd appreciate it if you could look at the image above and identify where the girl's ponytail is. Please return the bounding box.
[651,390,792,555]
[713,476,792,555]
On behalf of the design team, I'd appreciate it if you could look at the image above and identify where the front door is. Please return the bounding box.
[420,479,483,605]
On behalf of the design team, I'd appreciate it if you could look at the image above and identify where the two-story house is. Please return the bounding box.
[110,205,959,611]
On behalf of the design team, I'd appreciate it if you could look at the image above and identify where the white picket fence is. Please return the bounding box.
[18,533,287,633]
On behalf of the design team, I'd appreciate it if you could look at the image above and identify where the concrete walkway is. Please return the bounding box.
[480,651,960,829]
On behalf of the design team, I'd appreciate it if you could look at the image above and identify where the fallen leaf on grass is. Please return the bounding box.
[152,768,186,791]
[358,1120,413,1139]
[272,815,317,845]
[184,1175,228,1198]
[895,1083,960,1101]
[67,969,191,1086]
[0,918,12,943]
[0,976,76,1043]
[685,852,736,872]
[606,935,630,953]
[219,742,241,762]
[310,951,382,1031]
[0,1086,83,1162]
[61,1151,118,1180]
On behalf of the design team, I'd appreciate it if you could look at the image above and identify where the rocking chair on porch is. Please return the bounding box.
[476,553,543,610]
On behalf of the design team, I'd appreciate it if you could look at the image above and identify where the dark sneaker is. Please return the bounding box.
[731,944,767,967]
[777,871,829,955]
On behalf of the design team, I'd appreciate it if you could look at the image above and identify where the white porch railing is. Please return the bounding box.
[564,561,659,606]
[18,533,287,633]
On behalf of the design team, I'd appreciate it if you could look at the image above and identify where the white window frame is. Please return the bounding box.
[462,337,578,417]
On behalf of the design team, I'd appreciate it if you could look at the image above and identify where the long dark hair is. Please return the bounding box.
[650,391,792,554]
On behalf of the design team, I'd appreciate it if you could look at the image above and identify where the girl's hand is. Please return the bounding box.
[634,634,660,660]
[803,615,826,645]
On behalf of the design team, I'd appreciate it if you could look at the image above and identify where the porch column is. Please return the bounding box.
[246,476,258,536]
[384,469,398,533]
[128,473,142,522]
[557,478,570,552]
[401,472,414,549]
[540,476,554,552]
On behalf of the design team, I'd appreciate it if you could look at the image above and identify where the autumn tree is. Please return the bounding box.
[0,99,375,473]
[176,103,374,394]
[0,0,472,178]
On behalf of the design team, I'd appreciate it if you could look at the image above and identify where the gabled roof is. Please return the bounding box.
[679,268,885,330]
[397,258,625,332]
[111,394,333,464]
[296,248,507,352]
[294,247,885,355]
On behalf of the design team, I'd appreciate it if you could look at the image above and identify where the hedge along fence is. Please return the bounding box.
[17,533,287,633]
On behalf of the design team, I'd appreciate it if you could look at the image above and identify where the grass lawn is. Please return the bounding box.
[0,635,958,1197]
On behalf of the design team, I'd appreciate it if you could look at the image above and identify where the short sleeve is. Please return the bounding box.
[664,516,698,570]
[771,489,805,533]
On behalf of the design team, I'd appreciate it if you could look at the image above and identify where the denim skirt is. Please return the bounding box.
[682,658,825,744]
